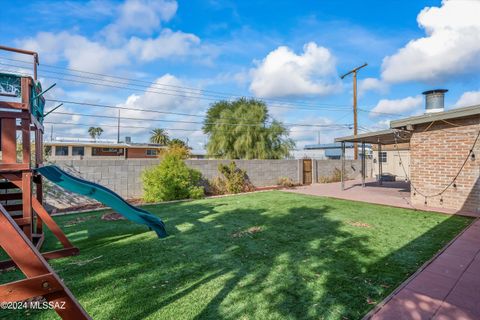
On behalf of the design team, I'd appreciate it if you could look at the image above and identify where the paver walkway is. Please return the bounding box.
[368,219,480,320]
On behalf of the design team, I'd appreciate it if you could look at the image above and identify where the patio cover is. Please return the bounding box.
[333,129,411,191]
[334,129,411,145]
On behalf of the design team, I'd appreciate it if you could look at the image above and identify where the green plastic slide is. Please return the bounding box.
[36,165,167,238]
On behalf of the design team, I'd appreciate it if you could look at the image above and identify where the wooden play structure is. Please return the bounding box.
[0,46,90,319]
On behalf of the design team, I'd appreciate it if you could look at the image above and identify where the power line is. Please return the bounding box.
[0,59,410,117]
[44,121,349,133]
[49,111,352,128]
[0,63,406,117]
[44,121,200,131]
[0,58,354,110]
[0,56,350,108]
[358,108,406,116]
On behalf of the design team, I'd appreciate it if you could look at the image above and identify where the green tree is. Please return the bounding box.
[88,127,103,140]
[150,128,169,145]
[168,138,190,149]
[203,98,294,159]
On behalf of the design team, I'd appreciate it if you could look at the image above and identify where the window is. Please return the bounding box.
[92,147,124,156]
[72,146,84,156]
[146,149,158,156]
[55,146,69,156]
[379,151,387,163]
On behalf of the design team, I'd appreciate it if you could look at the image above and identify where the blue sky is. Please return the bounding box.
[1,0,480,150]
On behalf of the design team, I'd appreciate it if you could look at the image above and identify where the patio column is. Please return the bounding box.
[361,142,365,187]
[341,141,345,191]
[378,143,383,186]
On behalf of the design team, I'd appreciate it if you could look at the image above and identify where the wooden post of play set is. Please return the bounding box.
[0,46,90,319]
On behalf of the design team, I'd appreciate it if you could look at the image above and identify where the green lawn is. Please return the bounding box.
[0,191,473,320]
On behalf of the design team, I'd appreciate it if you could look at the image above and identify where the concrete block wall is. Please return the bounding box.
[185,160,300,186]
[44,158,369,209]
[315,159,372,182]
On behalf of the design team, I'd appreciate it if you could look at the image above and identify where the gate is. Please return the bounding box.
[303,159,312,185]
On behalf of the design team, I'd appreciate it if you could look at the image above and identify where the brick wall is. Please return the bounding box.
[44,158,369,209]
[410,116,480,213]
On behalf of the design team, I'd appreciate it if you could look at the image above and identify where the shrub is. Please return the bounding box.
[209,161,254,195]
[209,176,227,195]
[319,168,343,183]
[277,176,296,188]
[142,149,204,202]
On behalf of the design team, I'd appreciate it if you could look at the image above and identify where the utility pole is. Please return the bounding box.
[340,63,367,160]
[117,109,120,143]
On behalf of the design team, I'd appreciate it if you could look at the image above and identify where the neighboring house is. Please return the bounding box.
[292,142,371,160]
[372,143,410,180]
[45,138,166,160]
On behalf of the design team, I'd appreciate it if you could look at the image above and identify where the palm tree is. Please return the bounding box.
[88,127,104,140]
[150,128,169,145]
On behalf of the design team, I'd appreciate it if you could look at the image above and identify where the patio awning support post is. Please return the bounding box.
[378,143,383,186]
[341,142,345,190]
[361,142,365,187]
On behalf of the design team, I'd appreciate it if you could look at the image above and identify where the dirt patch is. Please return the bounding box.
[101,212,126,221]
[232,226,263,238]
[347,221,372,228]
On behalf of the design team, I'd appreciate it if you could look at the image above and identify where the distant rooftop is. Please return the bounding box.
[304,142,355,150]
[45,137,166,148]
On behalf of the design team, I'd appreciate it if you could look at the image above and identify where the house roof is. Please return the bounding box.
[334,104,479,146]
[390,104,480,128]
[44,141,166,149]
[335,129,411,145]
[304,142,355,150]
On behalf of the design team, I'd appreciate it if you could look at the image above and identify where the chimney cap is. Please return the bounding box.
[422,89,448,95]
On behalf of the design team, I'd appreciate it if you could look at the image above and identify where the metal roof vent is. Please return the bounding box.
[422,89,447,114]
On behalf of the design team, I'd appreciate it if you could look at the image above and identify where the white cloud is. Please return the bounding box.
[18,28,200,73]
[381,0,480,83]
[117,74,201,112]
[358,77,388,95]
[128,29,200,61]
[18,32,129,73]
[370,95,422,117]
[102,0,178,43]
[113,74,207,143]
[249,42,340,98]
[16,1,202,73]
[454,90,480,108]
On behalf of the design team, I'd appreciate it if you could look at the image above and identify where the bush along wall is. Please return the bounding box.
[142,147,204,202]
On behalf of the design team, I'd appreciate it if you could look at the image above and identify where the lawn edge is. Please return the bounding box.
[362,216,479,320]
[51,188,286,216]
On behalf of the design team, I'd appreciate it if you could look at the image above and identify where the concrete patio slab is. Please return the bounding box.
[286,179,480,217]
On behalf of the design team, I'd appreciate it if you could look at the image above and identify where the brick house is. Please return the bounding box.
[390,106,480,213]
[45,138,167,160]
[335,91,479,214]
